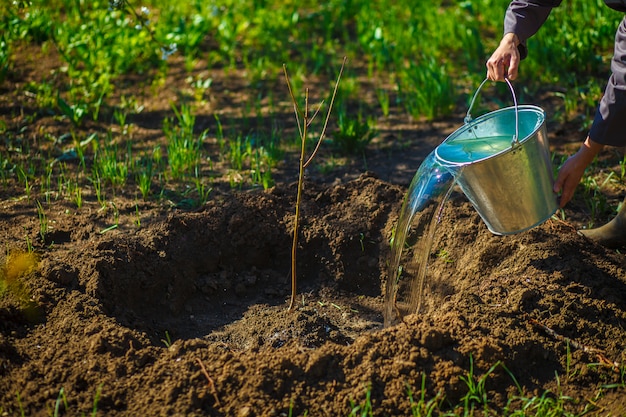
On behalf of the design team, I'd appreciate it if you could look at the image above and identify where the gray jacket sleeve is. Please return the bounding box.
[589,17,626,147]
[504,0,626,147]
[503,0,563,59]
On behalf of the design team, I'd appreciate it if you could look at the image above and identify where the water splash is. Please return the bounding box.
[383,152,461,327]
[383,134,524,327]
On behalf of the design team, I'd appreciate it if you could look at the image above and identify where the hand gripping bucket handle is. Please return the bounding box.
[465,77,520,148]
[436,78,558,235]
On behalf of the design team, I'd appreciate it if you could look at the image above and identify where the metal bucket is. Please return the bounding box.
[434,79,558,235]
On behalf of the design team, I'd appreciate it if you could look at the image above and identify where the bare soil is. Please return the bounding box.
[1,45,626,416]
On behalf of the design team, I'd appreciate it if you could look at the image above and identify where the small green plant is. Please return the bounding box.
[71,132,95,171]
[90,170,107,208]
[15,392,25,417]
[135,153,156,200]
[332,111,377,154]
[98,203,120,234]
[505,372,582,416]
[315,155,343,175]
[193,166,212,206]
[161,330,173,348]
[459,355,500,412]
[51,387,69,417]
[111,202,120,226]
[25,233,33,254]
[91,384,103,417]
[69,178,83,208]
[228,134,248,171]
[552,90,580,123]
[24,81,56,109]
[249,146,275,189]
[41,165,53,204]
[0,34,9,85]
[134,203,141,228]
[619,155,626,181]
[17,167,32,202]
[436,248,454,263]
[36,200,48,242]
[113,108,129,135]
[283,57,345,311]
[224,130,281,189]
[580,173,609,228]
[99,224,118,234]
[136,169,153,200]
[348,386,373,417]
[375,87,390,118]
[57,94,88,127]
[45,385,102,417]
[188,75,212,102]
[214,115,226,155]
[407,375,444,416]
[565,341,574,380]
[164,103,204,180]
[93,133,130,188]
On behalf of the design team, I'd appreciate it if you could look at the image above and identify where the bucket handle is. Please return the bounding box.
[464,77,519,146]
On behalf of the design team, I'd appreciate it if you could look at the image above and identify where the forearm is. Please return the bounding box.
[500,32,520,48]
[577,136,605,166]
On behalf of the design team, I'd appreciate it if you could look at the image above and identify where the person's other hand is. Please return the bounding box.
[553,136,604,207]
[486,33,520,81]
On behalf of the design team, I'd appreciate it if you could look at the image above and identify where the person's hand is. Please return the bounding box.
[553,136,604,207]
[486,33,520,81]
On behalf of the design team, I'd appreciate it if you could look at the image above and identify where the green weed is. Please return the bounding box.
[0,34,9,85]
[16,167,33,202]
[136,163,154,201]
[193,166,213,206]
[42,384,102,417]
[333,111,377,154]
[341,360,608,417]
[398,57,455,120]
[92,133,130,188]
[436,248,454,264]
[161,330,173,348]
[580,173,610,228]
[51,387,69,417]
[375,87,390,118]
[35,200,48,242]
[134,203,141,227]
[459,355,499,412]
[407,374,444,416]
[90,170,107,208]
[348,387,373,417]
[164,103,204,180]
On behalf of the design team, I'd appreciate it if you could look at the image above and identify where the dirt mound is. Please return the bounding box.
[1,173,626,415]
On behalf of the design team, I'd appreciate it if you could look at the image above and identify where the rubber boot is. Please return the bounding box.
[578,197,626,249]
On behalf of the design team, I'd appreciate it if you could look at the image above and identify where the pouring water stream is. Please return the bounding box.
[383,79,556,327]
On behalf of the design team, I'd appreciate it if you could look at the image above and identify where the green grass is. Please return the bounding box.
[38,385,103,417]
[342,359,625,417]
[1,0,621,211]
